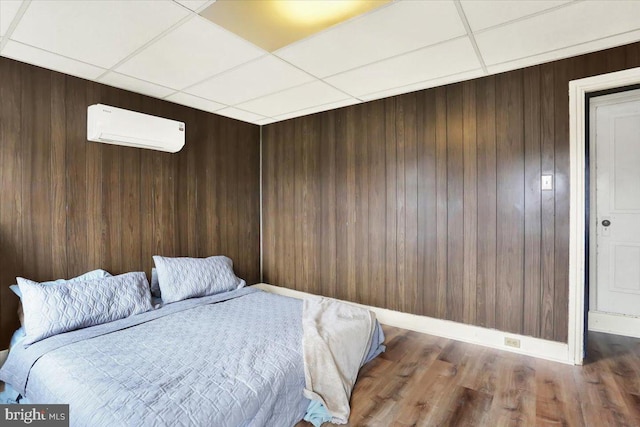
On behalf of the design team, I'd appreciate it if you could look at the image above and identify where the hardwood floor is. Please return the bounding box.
[297,326,640,426]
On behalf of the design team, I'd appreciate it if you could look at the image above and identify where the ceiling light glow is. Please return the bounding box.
[273,0,362,26]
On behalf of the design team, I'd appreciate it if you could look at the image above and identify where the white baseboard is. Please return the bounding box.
[253,283,572,365]
[588,310,640,338]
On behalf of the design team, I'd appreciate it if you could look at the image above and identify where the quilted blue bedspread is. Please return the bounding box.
[0,288,312,426]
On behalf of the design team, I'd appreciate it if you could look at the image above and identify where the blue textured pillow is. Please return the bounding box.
[9,269,112,299]
[19,272,153,345]
[153,255,245,304]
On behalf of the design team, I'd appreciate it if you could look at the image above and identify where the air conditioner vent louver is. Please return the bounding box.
[87,104,185,153]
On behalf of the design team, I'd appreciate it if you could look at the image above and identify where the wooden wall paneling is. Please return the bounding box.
[175,107,196,258]
[435,87,448,319]
[355,105,370,306]
[462,81,478,325]
[86,82,106,271]
[260,42,640,342]
[282,120,297,288]
[367,101,386,309]
[238,120,260,283]
[604,45,627,74]
[64,77,88,278]
[121,140,142,272]
[334,112,348,302]
[319,111,338,298]
[50,72,68,280]
[216,117,231,260]
[103,144,123,272]
[395,98,407,311]
[475,76,497,329]
[415,92,426,316]
[200,114,219,258]
[553,59,571,342]
[270,125,285,283]
[223,119,240,268]
[102,88,124,273]
[263,124,277,285]
[22,66,53,282]
[384,98,399,311]
[446,84,465,323]
[139,119,155,275]
[495,71,525,335]
[625,43,640,67]
[345,107,358,302]
[262,126,285,283]
[108,140,125,271]
[309,114,322,294]
[417,90,438,317]
[164,104,179,259]
[290,120,301,290]
[272,123,285,286]
[404,94,419,315]
[540,63,556,341]
[523,67,543,338]
[0,59,23,344]
[303,115,321,294]
[293,119,304,291]
[0,57,260,348]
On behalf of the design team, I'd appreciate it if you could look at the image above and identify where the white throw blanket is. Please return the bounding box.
[302,297,377,424]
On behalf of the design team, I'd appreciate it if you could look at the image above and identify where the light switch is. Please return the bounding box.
[541,174,553,191]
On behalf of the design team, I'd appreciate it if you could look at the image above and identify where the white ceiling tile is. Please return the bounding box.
[254,118,276,126]
[326,37,480,97]
[1,40,104,79]
[0,0,23,37]
[272,98,361,122]
[98,72,174,98]
[10,1,189,69]
[486,29,640,75]
[116,16,264,90]
[174,0,213,12]
[461,0,570,32]
[237,81,350,118]
[185,55,314,105]
[275,0,465,78]
[215,107,265,123]
[477,1,640,66]
[165,92,225,113]
[358,69,485,101]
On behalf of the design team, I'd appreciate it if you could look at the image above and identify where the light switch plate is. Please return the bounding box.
[541,174,553,191]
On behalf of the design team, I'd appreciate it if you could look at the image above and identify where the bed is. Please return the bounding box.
[0,259,384,427]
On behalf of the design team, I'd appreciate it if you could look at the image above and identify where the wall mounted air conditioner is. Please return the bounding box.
[87,104,185,153]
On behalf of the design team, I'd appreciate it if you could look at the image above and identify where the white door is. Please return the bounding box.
[590,89,640,333]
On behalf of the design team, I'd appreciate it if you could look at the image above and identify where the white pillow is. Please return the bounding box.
[9,269,112,299]
[152,255,245,304]
[19,272,153,345]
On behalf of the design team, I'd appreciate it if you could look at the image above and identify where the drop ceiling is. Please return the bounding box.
[1,0,640,125]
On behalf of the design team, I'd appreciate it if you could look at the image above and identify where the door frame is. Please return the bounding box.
[569,66,640,364]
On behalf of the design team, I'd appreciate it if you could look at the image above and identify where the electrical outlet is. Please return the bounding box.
[504,337,521,348]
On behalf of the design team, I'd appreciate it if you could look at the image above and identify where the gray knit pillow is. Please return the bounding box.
[19,272,153,345]
[152,256,245,304]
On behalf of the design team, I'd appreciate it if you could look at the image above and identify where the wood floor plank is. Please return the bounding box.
[296,327,640,427]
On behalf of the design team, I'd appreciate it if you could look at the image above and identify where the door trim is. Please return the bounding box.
[589,311,640,339]
[569,66,640,365]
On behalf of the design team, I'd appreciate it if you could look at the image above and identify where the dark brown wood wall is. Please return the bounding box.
[0,57,260,348]
[263,42,640,343]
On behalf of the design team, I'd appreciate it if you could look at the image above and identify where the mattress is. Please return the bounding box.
[1,288,312,426]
